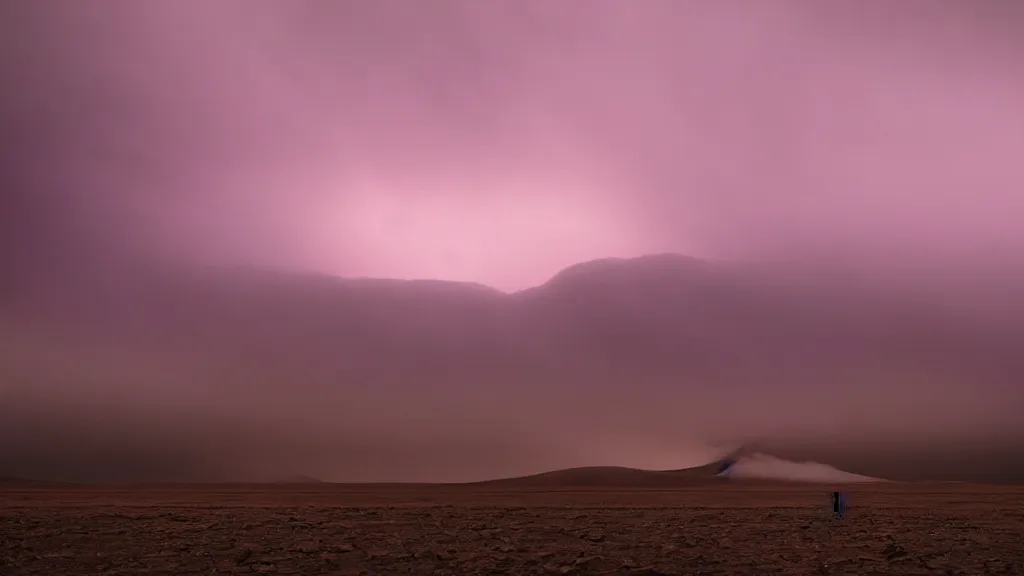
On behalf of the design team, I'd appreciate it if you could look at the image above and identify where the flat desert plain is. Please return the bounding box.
[2,480,1023,575]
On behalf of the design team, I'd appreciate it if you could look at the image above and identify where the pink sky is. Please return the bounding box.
[6,0,1024,290]
[4,1,1024,482]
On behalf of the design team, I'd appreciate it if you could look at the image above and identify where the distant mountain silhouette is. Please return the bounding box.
[473,466,689,488]
[2,254,1023,483]
[470,462,731,488]
[469,453,885,488]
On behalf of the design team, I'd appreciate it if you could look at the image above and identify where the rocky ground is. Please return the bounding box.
[2,482,1022,575]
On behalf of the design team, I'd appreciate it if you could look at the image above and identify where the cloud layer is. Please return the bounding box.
[4,1,1024,290]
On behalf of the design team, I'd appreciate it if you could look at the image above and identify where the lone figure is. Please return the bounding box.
[832,491,846,520]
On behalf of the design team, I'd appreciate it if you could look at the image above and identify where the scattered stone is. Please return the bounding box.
[233,548,252,565]
[414,548,438,560]
[332,544,355,553]
[293,542,320,554]
[250,561,276,573]
[884,543,908,561]
[573,555,617,571]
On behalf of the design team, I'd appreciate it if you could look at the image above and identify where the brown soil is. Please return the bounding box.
[2,481,1023,575]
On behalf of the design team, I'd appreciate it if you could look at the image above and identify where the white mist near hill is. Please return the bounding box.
[718,453,887,482]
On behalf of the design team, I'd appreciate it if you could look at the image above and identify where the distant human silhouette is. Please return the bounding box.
[832,491,847,520]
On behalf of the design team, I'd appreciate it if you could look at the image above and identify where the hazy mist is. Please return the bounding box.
[2,1,1023,483]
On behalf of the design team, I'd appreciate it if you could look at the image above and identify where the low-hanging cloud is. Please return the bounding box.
[718,453,886,483]
[5,0,1024,290]
[2,1,1024,484]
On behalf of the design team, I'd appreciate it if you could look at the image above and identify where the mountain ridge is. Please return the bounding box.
[2,253,1023,483]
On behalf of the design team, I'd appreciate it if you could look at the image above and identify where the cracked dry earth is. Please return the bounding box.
[2,484,1023,575]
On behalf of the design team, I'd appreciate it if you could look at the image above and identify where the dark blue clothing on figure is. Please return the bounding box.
[832,491,847,520]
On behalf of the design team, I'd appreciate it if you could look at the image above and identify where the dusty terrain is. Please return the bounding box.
[2,481,1023,575]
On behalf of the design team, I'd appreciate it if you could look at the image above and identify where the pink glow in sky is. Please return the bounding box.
[4,0,1024,483]
[5,0,1024,290]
